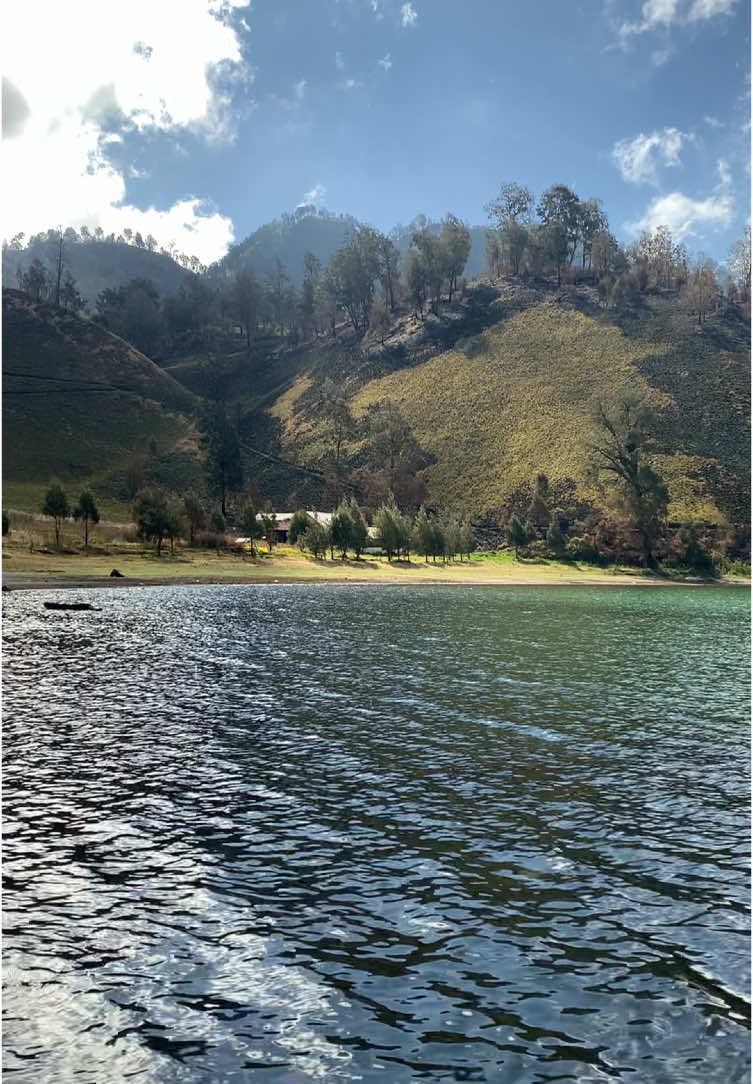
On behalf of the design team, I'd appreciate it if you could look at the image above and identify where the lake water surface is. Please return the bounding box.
[2,583,750,1082]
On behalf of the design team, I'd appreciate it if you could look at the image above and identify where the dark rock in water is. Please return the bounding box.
[2,585,11,592]
[44,601,98,611]
[109,569,124,577]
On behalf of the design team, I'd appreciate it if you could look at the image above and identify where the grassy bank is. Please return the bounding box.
[2,537,748,590]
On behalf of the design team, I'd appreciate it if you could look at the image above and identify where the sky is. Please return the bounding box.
[2,0,750,264]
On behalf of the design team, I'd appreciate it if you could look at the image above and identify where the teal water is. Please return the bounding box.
[2,584,750,1082]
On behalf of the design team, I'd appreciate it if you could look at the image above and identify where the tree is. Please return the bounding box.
[410,226,445,314]
[54,227,64,307]
[536,185,581,264]
[2,510,9,536]
[164,500,186,555]
[506,515,532,559]
[500,220,529,276]
[289,509,313,545]
[239,501,263,555]
[682,258,718,325]
[183,492,206,546]
[630,225,686,290]
[375,232,400,311]
[576,199,608,269]
[300,519,329,558]
[260,511,278,551]
[676,523,713,574]
[19,259,50,302]
[485,182,534,226]
[42,484,70,549]
[526,473,551,535]
[404,246,428,315]
[729,227,751,317]
[440,214,471,302]
[221,269,260,350]
[73,490,99,551]
[590,398,668,569]
[348,499,368,558]
[325,229,379,334]
[485,230,502,282]
[374,499,411,561]
[134,488,174,555]
[200,403,242,518]
[459,520,475,561]
[541,221,569,286]
[591,230,623,281]
[330,502,354,559]
[412,505,434,562]
[365,400,421,496]
[317,379,357,473]
[60,272,83,313]
[546,519,566,557]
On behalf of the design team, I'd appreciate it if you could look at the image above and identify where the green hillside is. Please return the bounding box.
[272,288,750,525]
[2,290,201,512]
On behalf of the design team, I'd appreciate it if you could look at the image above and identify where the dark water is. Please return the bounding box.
[2,584,750,1083]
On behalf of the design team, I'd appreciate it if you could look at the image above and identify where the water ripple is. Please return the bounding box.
[3,584,750,1082]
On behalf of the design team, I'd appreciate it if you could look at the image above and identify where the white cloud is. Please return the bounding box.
[400,2,418,27]
[299,184,326,207]
[703,114,725,127]
[618,0,737,36]
[293,79,307,102]
[716,157,732,187]
[377,53,393,71]
[651,46,673,65]
[688,0,737,19]
[612,127,692,184]
[3,0,247,261]
[335,51,345,71]
[627,161,734,238]
[620,0,679,36]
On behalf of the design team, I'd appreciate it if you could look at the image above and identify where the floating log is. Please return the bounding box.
[43,602,99,611]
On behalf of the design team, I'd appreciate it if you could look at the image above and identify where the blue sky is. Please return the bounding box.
[3,0,750,263]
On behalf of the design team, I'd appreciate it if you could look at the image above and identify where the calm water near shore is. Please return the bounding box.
[2,583,750,1083]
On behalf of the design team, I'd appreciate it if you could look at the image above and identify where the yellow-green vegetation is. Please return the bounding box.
[354,305,672,514]
[276,302,741,523]
[6,537,738,589]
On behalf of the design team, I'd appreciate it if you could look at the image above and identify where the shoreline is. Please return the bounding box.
[3,571,749,592]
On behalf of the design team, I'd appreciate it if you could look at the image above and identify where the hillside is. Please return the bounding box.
[2,238,190,308]
[211,206,489,285]
[211,207,363,285]
[2,291,201,511]
[270,282,750,526]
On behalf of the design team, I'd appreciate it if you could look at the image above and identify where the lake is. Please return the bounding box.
[2,583,750,1082]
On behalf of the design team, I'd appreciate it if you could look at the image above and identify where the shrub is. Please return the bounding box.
[2,510,9,537]
[546,519,566,557]
[676,524,714,574]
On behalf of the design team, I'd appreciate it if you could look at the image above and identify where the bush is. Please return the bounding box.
[566,535,603,565]
[546,519,566,557]
[676,524,714,574]
[2,510,8,537]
